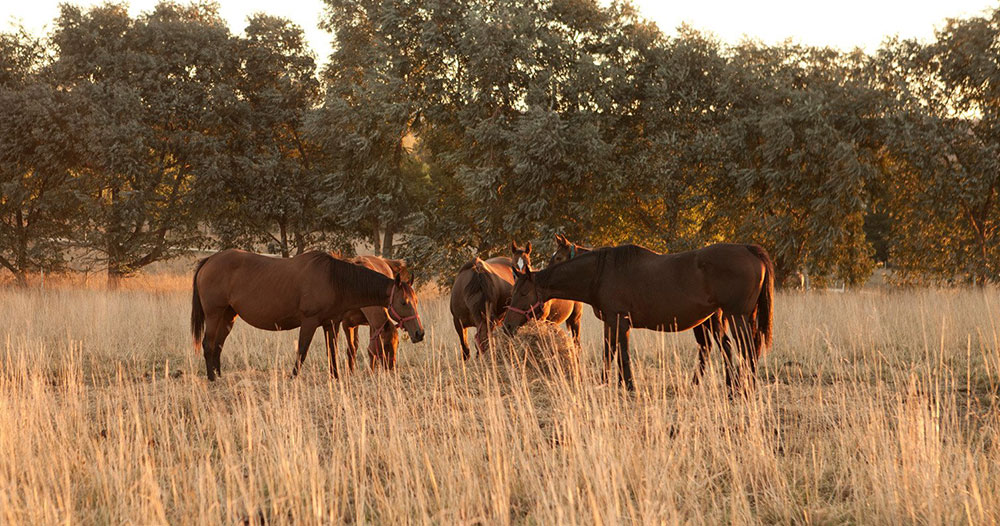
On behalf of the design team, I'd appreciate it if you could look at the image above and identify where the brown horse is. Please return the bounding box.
[450,254,515,359]
[504,243,774,391]
[340,255,412,371]
[191,249,424,380]
[450,242,582,359]
[549,235,726,385]
[508,242,583,345]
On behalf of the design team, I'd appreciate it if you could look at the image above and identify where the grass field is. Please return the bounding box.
[1,279,999,524]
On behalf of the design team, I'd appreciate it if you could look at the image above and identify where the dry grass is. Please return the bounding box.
[1,278,999,524]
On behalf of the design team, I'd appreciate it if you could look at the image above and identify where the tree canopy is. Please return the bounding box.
[1,0,998,286]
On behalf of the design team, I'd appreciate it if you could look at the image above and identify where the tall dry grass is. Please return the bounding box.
[0,280,998,524]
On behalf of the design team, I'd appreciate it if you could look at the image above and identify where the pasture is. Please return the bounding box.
[1,280,999,524]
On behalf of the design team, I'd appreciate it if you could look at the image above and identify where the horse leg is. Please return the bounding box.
[692,319,713,386]
[211,308,236,379]
[455,317,472,360]
[385,328,399,370]
[730,315,758,392]
[616,315,635,391]
[474,321,490,356]
[201,313,220,381]
[291,320,319,377]
[368,321,387,371]
[601,320,616,384]
[566,303,583,347]
[323,321,340,379]
[343,324,358,373]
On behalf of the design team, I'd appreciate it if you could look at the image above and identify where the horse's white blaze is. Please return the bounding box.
[517,257,525,271]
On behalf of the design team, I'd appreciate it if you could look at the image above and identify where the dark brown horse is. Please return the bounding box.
[549,235,726,385]
[505,243,774,391]
[340,255,412,371]
[191,249,424,380]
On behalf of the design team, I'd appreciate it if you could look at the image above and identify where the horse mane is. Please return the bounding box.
[311,252,392,296]
[535,244,653,298]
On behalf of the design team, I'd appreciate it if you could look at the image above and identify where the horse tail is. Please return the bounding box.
[191,257,209,349]
[746,244,774,353]
[465,259,498,323]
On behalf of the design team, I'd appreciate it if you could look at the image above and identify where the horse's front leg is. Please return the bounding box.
[291,320,319,378]
[323,321,340,379]
[616,315,634,391]
[601,321,616,384]
[692,320,713,386]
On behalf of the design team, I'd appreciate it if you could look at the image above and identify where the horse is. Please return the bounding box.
[340,255,412,371]
[504,243,774,392]
[449,252,515,360]
[548,235,726,385]
[508,242,583,344]
[191,249,424,381]
[449,242,582,359]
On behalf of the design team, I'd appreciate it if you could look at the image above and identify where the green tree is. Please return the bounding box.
[706,44,883,285]
[874,13,1000,284]
[208,15,333,257]
[0,29,86,284]
[51,2,239,286]
[315,0,436,258]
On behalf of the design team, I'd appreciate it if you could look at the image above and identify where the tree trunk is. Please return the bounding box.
[382,226,395,259]
[294,231,307,255]
[107,259,125,289]
[372,222,382,256]
[279,219,290,258]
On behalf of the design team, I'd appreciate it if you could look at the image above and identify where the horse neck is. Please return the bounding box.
[537,254,599,304]
[339,269,392,312]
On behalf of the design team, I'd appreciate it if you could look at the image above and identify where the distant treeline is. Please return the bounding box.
[1,1,998,287]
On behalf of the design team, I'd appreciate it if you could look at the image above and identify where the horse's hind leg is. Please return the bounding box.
[730,315,758,392]
[454,317,471,360]
[201,308,232,381]
[210,308,236,379]
[718,316,739,393]
[601,321,615,384]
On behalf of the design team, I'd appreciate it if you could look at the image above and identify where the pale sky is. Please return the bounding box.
[3,0,995,65]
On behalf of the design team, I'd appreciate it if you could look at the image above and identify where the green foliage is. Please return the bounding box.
[0,30,86,283]
[3,0,1000,287]
[50,2,240,284]
[873,14,1000,285]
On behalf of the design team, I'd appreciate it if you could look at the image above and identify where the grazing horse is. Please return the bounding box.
[450,242,583,359]
[508,242,583,344]
[340,256,412,371]
[504,243,774,391]
[549,235,726,385]
[450,254,514,359]
[191,249,424,380]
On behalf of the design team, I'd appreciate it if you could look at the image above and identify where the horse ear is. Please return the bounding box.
[555,234,566,246]
[406,272,415,286]
[525,241,532,254]
[510,241,519,254]
[394,273,402,286]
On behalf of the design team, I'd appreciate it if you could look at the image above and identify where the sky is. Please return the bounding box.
[3,0,996,66]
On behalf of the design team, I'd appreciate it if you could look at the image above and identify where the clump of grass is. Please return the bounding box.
[493,320,580,382]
